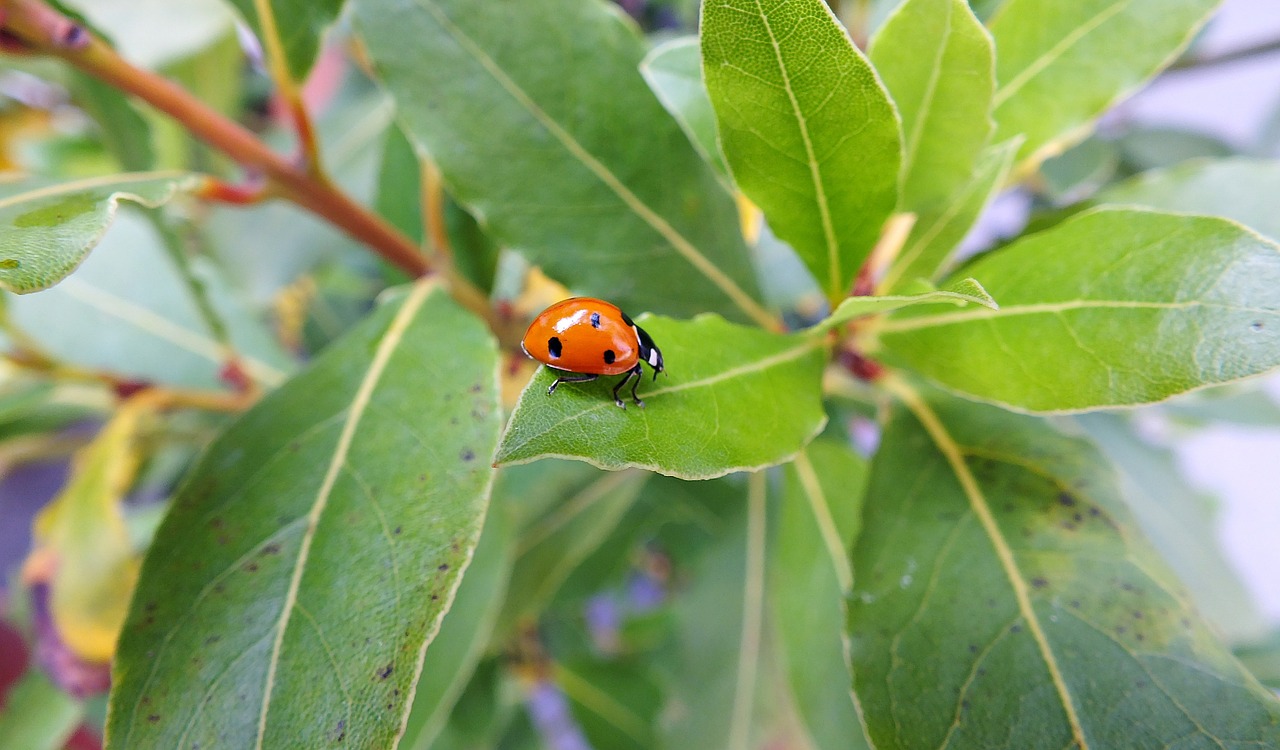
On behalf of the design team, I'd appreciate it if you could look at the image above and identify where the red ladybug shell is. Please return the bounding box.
[521,298,640,376]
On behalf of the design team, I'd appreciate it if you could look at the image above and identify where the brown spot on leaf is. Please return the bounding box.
[378,663,393,680]
[1031,577,1049,589]
[148,715,160,723]
[438,564,449,572]
[460,448,475,462]
[262,543,281,555]
[1057,492,1077,507]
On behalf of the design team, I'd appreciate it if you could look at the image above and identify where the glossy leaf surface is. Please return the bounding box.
[105,283,501,749]
[850,382,1280,749]
[354,0,766,323]
[870,0,994,212]
[0,172,200,293]
[989,0,1220,166]
[496,314,827,479]
[876,208,1280,412]
[702,0,901,300]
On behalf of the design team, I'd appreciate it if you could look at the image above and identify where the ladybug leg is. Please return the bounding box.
[629,365,645,408]
[548,373,597,396]
[610,368,639,409]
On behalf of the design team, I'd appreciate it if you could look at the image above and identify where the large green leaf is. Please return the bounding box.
[874,208,1280,412]
[399,492,515,750]
[105,282,501,749]
[353,0,767,324]
[223,0,344,81]
[1098,157,1280,242]
[881,137,1018,292]
[496,314,827,479]
[639,36,728,183]
[6,213,293,390]
[850,380,1280,749]
[989,0,1220,166]
[0,172,201,294]
[702,0,901,301]
[773,441,870,750]
[1075,413,1269,644]
[869,0,994,213]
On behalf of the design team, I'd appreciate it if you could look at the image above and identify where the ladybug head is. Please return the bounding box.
[633,323,664,379]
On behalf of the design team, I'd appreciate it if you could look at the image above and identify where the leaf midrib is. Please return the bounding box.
[876,297,1275,334]
[992,0,1130,109]
[750,0,844,300]
[0,171,194,211]
[885,376,1088,748]
[411,0,772,327]
[254,281,436,747]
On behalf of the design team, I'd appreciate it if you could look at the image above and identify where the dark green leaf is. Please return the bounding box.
[105,282,501,749]
[354,0,768,324]
[876,208,1280,412]
[1074,413,1269,643]
[560,659,661,750]
[496,314,827,479]
[989,0,1220,166]
[702,0,901,301]
[870,0,994,213]
[67,73,155,172]
[0,172,200,294]
[851,381,1280,749]
[399,493,515,750]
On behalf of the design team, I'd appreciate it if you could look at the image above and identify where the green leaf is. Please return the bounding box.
[989,0,1220,166]
[640,36,729,183]
[1098,157,1280,242]
[773,441,870,750]
[882,139,1019,290]
[851,381,1280,749]
[0,172,201,294]
[1236,631,1280,690]
[105,282,501,749]
[222,0,344,81]
[0,671,83,750]
[559,659,662,750]
[67,73,156,172]
[496,314,827,480]
[6,212,294,390]
[354,0,768,324]
[869,0,994,212]
[501,469,649,624]
[374,125,425,247]
[399,493,515,750]
[702,0,901,301]
[814,277,996,331]
[1075,413,1269,644]
[875,208,1280,412]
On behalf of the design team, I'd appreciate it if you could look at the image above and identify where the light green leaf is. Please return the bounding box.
[399,493,515,750]
[640,36,729,183]
[496,314,827,480]
[774,441,870,750]
[222,0,344,81]
[354,0,767,324]
[1236,631,1280,690]
[1098,157,1280,242]
[7,212,293,390]
[1075,412,1269,644]
[882,139,1019,290]
[0,671,82,750]
[68,73,156,172]
[0,172,201,294]
[874,208,1280,412]
[814,277,996,331]
[105,282,501,749]
[702,0,901,301]
[851,380,1280,749]
[870,0,994,212]
[989,0,1220,167]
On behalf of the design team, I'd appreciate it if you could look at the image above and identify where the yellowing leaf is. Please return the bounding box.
[27,398,151,663]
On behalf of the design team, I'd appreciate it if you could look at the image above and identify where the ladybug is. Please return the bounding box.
[521,297,665,408]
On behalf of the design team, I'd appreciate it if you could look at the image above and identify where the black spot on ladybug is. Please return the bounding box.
[603,349,616,365]
[547,336,562,358]
[378,663,394,679]
[590,312,601,328]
